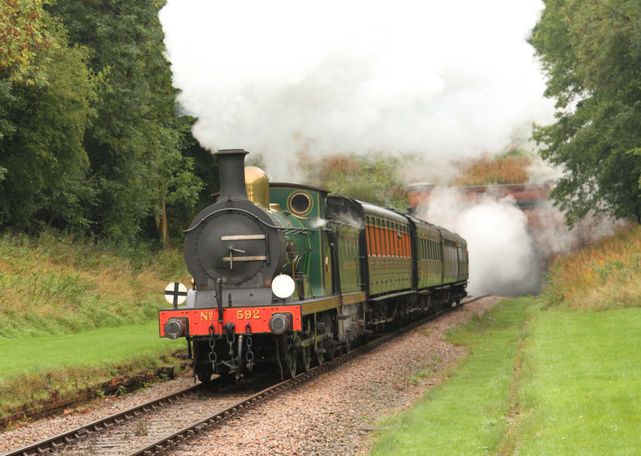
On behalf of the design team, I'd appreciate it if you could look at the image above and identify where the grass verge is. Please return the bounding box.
[0,232,190,424]
[0,321,184,424]
[371,297,534,455]
[0,231,188,337]
[509,307,641,454]
[544,225,641,310]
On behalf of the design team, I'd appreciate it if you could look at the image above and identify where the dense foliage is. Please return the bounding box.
[0,0,210,245]
[299,152,408,210]
[453,149,532,186]
[531,0,641,224]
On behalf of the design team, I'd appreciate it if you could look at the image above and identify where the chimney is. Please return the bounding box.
[216,149,249,201]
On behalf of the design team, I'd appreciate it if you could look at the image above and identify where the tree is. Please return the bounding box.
[453,149,532,186]
[48,0,202,243]
[0,0,51,82]
[0,0,52,183]
[300,152,408,210]
[0,4,96,230]
[531,0,641,224]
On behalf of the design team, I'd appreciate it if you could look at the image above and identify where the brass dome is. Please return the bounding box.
[244,166,270,209]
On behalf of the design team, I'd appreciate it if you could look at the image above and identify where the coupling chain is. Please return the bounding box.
[226,330,235,358]
[208,325,217,372]
[245,333,255,365]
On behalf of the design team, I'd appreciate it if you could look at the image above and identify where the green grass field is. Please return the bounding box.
[0,322,184,421]
[0,321,179,378]
[511,308,641,455]
[0,231,188,337]
[371,299,641,455]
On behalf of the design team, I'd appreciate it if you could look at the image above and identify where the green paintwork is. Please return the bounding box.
[441,229,460,284]
[269,185,332,298]
[416,225,443,288]
[336,224,361,293]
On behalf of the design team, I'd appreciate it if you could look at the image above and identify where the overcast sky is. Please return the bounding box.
[160,0,554,179]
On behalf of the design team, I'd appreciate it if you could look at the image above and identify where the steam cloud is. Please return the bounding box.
[419,189,622,296]
[421,188,536,296]
[159,0,553,180]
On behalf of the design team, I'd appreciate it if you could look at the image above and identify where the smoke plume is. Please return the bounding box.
[159,0,553,179]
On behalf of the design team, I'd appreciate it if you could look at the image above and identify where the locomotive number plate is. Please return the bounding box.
[236,309,261,320]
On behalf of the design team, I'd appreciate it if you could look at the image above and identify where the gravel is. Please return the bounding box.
[0,296,500,456]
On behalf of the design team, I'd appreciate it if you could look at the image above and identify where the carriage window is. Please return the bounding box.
[365,217,371,253]
[385,221,392,256]
[393,223,398,256]
[376,219,382,256]
[392,223,396,256]
[373,220,378,256]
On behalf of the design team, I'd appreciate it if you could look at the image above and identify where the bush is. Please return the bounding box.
[543,225,641,310]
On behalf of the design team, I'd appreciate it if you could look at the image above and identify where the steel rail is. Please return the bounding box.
[2,384,202,456]
[131,295,488,456]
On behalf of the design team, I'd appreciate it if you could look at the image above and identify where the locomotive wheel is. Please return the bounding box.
[315,338,337,365]
[300,344,313,372]
[278,334,298,378]
[299,321,313,372]
[314,348,326,366]
[193,341,215,384]
[196,363,214,385]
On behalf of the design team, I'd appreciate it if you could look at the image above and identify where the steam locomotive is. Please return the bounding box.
[159,149,468,382]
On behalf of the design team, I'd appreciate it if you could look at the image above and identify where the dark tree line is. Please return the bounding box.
[0,0,217,246]
[532,0,641,224]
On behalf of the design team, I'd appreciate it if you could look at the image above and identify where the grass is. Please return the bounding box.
[0,231,189,336]
[0,321,183,421]
[509,308,641,455]
[544,225,641,310]
[371,299,641,455]
[0,321,178,378]
[0,231,190,422]
[372,281,641,456]
[371,297,535,455]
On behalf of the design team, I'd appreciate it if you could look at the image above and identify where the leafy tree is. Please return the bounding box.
[0,0,52,183]
[0,0,51,82]
[0,5,96,230]
[48,0,202,243]
[531,0,641,224]
[300,152,408,210]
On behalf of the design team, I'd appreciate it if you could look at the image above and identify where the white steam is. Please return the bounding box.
[159,0,553,179]
[422,188,537,296]
[420,188,623,296]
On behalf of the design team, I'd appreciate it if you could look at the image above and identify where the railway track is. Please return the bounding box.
[3,295,487,456]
